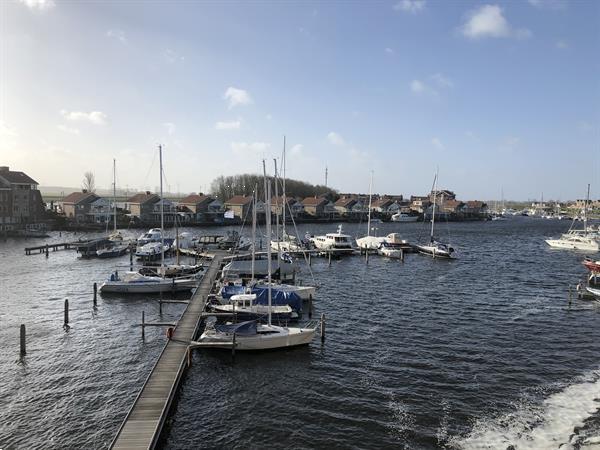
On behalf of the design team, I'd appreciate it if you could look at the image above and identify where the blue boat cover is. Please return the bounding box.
[251,286,303,313]
[215,320,257,336]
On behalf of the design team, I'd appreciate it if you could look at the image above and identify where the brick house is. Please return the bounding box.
[0,166,45,230]
[302,196,328,217]
[224,195,253,219]
[61,191,100,223]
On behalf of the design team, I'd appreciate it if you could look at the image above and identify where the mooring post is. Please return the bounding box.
[232,332,236,359]
[141,311,145,339]
[568,285,572,305]
[328,251,332,266]
[366,250,369,264]
[45,244,49,258]
[20,324,26,356]
[320,313,326,343]
[308,252,312,266]
[159,296,163,315]
[93,282,97,307]
[63,298,69,327]
[129,249,133,271]
[400,249,404,262]
[171,277,175,293]
[187,347,192,368]
[308,295,313,319]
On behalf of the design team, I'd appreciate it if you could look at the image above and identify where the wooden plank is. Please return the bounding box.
[110,253,225,450]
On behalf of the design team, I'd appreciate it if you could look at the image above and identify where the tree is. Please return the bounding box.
[82,171,96,193]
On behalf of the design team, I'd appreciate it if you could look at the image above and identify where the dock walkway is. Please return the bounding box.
[110,252,225,450]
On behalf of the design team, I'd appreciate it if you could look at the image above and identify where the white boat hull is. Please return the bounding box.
[545,239,599,252]
[99,276,200,293]
[391,215,419,222]
[416,244,453,259]
[199,324,316,350]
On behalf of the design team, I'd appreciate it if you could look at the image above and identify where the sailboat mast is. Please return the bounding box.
[113,158,117,233]
[430,172,438,242]
[367,171,373,237]
[282,136,286,239]
[273,158,281,257]
[251,188,256,282]
[159,145,164,273]
[584,183,590,235]
[263,160,272,327]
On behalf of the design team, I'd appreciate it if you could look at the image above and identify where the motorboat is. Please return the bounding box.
[96,242,129,258]
[583,257,600,273]
[209,294,296,322]
[137,228,163,246]
[378,241,404,259]
[135,240,172,259]
[139,263,204,278]
[99,270,200,293]
[546,233,599,252]
[309,225,355,255]
[391,212,419,222]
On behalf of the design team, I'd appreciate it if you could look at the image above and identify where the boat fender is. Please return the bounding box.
[166,327,174,339]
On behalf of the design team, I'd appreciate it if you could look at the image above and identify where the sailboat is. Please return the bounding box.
[415,171,455,259]
[97,159,129,258]
[99,146,202,294]
[270,137,305,253]
[356,171,386,250]
[197,162,318,350]
[545,184,599,252]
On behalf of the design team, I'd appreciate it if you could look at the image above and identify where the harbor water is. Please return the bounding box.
[1,218,600,449]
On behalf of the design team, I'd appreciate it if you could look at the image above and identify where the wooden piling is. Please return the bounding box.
[129,249,133,271]
[64,299,69,327]
[328,251,332,266]
[568,285,572,305]
[93,282,97,307]
[45,244,49,258]
[308,253,312,266]
[366,250,369,264]
[141,311,145,339]
[320,313,326,343]
[308,295,313,319]
[400,249,404,262]
[20,324,26,356]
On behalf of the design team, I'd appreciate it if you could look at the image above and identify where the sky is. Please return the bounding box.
[0,0,598,201]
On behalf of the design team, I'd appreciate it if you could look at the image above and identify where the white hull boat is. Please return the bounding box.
[99,271,200,293]
[310,225,355,254]
[545,236,599,252]
[416,242,454,259]
[391,212,419,222]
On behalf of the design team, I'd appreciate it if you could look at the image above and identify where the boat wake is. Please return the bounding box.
[449,369,600,449]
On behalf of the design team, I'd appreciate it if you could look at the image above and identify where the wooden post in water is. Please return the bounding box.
[400,248,404,262]
[308,295,313,319]
[308,252,312,266]
[63,299,69,327]
[129,248,133,271]
[328,251,332,266]
[320,313,325,343]
[141,311,145,339]
[171,277,175,294]
[45,244,49,258]
[366,250,369,264]
[186,347,192,368]
[20,324,26,356]
[93,282,97,307]
[568,285,572,305]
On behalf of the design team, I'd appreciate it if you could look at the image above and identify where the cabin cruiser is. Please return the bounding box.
[137,228,163,246]
[545,231,599,252]
[209,294,296,322]
[99,270,200,293]
[309,225,354,255]
[136,241,172,259]
[391,212,419,222]
[356,232,409,251]
[378,241,405,259]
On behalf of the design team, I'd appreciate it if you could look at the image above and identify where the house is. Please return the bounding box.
[224,195,253,219]
[61,191,101,223]
[464,201,488,215]
[270,196,296,217]
[410,196,432,213]
[88,197,112,223]
[0,166,45,230]
[371,198,394,213]
[334,196,358,215]
[441,199,465,214]
[290,200,305,217]
[149,199,178,223]
[302,196,328,217]
[430,189,456,203]
[127,192,160,222]
[178,194,214,214]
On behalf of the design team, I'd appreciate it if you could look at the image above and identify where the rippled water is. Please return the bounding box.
[2,218,600,449]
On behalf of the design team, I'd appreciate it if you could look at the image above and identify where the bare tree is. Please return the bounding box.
[82,171,96,193]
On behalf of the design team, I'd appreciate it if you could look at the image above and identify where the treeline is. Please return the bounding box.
[210,174,338,201]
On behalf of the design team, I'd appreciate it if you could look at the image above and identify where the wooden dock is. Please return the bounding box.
[24,242,75,255]
[110,252,225,450]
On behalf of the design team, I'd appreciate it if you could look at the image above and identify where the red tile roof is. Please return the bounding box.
[371,198,393,208]
[335,197,358,207]
[179,194,213,205]
[62,191,98,204]
[127,193,159,204]
[302,196,328,206]
[225,195,253,205]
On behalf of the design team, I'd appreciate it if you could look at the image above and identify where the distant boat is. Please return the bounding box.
[391,212,419,222]
[96,243,129,258]
[377,241,404,259]
[209,294,296,322]
[310,224,355,254]
[415,171,455,259]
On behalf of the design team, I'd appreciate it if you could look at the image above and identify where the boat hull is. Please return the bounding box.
[199,325,316,350]
[545,239,599,252]
[415,244,453,259]
[99,278,198,293]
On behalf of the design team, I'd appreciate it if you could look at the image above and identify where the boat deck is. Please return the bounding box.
[110,252,226,450]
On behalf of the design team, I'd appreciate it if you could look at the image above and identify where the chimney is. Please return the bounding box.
[146,191,151,195]
[0,166,8,172]
[82,189,88,194]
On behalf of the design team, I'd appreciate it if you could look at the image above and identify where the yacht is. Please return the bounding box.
[391,212,419,222]
[309,225,355,255]
[137,228,163,246]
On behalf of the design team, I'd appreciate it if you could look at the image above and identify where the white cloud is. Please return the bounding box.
[224,87,252,109]
[231,141,270,156]
[528,0,567,10]
[163,48,184,64]
[0,120,18,137]
[327,132,345,146]
[385,47,395,55]
[410,79,438,96]
[393,0,426,14]
[290,144,304,156]
[163,122,176,135]
[215,120,241,130]
[106,29,126,43]
[430,73,453,88]
[60,110,107,125]
[18,0,55,11]
[460,4,531,40]
[431,138,445,150]
[556,39,568,49]
[57,125,80,135]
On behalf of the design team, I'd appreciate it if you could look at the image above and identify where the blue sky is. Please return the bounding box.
[0,0,598,200]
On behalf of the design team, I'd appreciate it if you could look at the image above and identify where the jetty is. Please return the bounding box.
[110,252,225,450]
